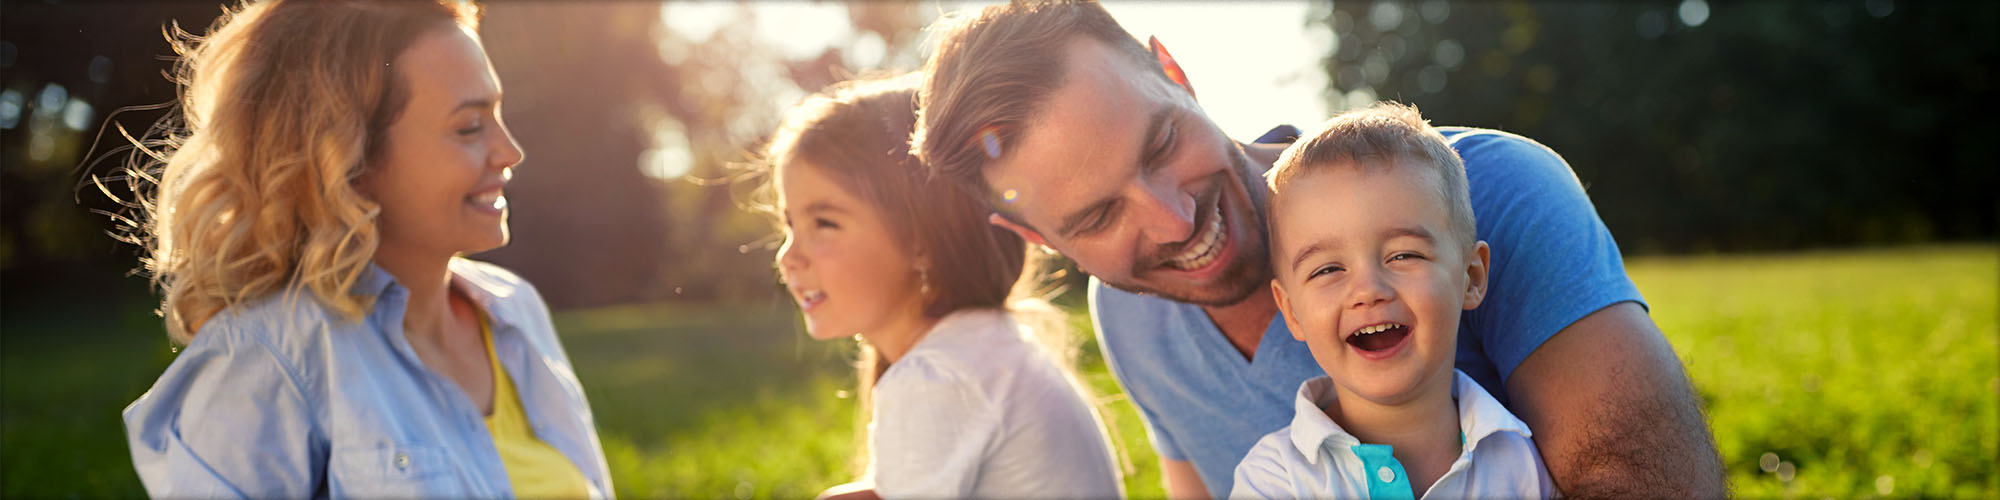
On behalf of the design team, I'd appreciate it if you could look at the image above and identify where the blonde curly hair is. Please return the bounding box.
[114,0,480,343]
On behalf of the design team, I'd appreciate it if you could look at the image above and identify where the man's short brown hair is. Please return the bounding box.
[910,0,1163,207]
[1266,102,1477,250]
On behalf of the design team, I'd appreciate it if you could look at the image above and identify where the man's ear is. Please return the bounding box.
[988,212,1051,248]
[1462,240,1492,309]
[1272,279,1306,342]
[1149,36,1196,100]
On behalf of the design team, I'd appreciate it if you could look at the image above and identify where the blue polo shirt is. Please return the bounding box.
[1090,126,1644,498]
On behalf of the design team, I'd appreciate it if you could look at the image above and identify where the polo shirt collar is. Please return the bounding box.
[1285,371,1535,464]
[1451,370,1534,452]
[1288,375,1359,464]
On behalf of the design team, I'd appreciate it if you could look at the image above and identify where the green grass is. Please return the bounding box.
[0,279,180,496]
[3,245,1994,498]
[1633,246,1998,498]
[552,302,862,498]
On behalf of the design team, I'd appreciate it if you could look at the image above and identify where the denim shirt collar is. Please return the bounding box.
[126,258,610,498]
[354,258,526,339]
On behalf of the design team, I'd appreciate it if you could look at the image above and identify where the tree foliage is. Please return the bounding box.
[1316,0,1997,253]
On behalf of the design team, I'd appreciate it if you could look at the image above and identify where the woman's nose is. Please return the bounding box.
[491,120,525,171]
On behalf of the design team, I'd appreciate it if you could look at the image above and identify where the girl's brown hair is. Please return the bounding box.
[115,0,479,343]
[766,74,1030,322]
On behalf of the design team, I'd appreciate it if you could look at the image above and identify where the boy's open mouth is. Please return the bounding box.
[1346,322,1410,352]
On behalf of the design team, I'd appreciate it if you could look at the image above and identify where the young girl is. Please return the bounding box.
[117,1,608,497]
[763,75,1123,499]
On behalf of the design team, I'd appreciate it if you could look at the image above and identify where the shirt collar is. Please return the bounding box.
[928,307,1006,332]
[354,257,524,333]
[447,257,518,312]
[1287,375,1359,464]
[1451,369,1534,452]
[911,307,1014,348]
[353,261,399,299]
[1286,371,1535,464]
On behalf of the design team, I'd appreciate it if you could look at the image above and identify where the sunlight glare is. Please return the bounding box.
[1102,2,1329,140]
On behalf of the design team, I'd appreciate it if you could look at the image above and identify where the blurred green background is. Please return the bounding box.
[3,0,1995,498]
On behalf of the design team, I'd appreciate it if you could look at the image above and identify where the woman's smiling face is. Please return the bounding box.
[359,25,523,262]
[773,159,928,341]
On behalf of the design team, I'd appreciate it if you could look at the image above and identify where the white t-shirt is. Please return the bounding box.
[1230,370,1554,499]
[869,308,1123,499]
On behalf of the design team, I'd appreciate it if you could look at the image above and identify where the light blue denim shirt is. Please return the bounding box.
[123,258,613,498]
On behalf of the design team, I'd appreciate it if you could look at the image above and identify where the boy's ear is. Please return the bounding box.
[1149,36,1196,101]
[1272,279,1307,342]
[1462,241,1492,309]
[988,212,1051,248]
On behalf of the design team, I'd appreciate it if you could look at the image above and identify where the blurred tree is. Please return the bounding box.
[1,3,223,273]
[3,1,932,309]
[25,0,1989,308]
[1315,0,1997,253]
[479,1,929,307]
[476,3,676,308]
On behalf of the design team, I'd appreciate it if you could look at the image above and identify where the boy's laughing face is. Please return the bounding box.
[1268,161,1488,407]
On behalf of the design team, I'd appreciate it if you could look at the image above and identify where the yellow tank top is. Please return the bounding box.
[481,316,592,499]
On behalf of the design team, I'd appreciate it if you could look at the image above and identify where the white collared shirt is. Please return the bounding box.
[868,308,1123,499]
[1229,370,1554,499]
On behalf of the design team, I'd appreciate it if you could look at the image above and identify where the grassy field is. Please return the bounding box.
[1631,246,1998,498]
[2,245,1994,498]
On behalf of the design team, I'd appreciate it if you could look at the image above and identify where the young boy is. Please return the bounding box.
[1230,102,1555,499]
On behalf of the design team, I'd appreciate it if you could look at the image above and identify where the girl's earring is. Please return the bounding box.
[919,267,932,296]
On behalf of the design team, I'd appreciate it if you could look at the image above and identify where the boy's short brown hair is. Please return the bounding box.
[910,0,1162,205]
[1266,102,1477,250]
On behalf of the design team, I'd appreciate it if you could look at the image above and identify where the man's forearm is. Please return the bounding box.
[1507,302,1727,498]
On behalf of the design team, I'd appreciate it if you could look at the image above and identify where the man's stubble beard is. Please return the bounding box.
[1098,145,1272,307]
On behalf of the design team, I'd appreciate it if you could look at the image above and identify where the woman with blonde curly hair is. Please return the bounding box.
[119,1,609,497]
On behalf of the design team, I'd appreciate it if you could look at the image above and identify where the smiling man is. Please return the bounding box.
[909,1,1724,498]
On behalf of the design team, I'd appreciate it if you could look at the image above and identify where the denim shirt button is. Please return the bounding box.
[394,452,411,471]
